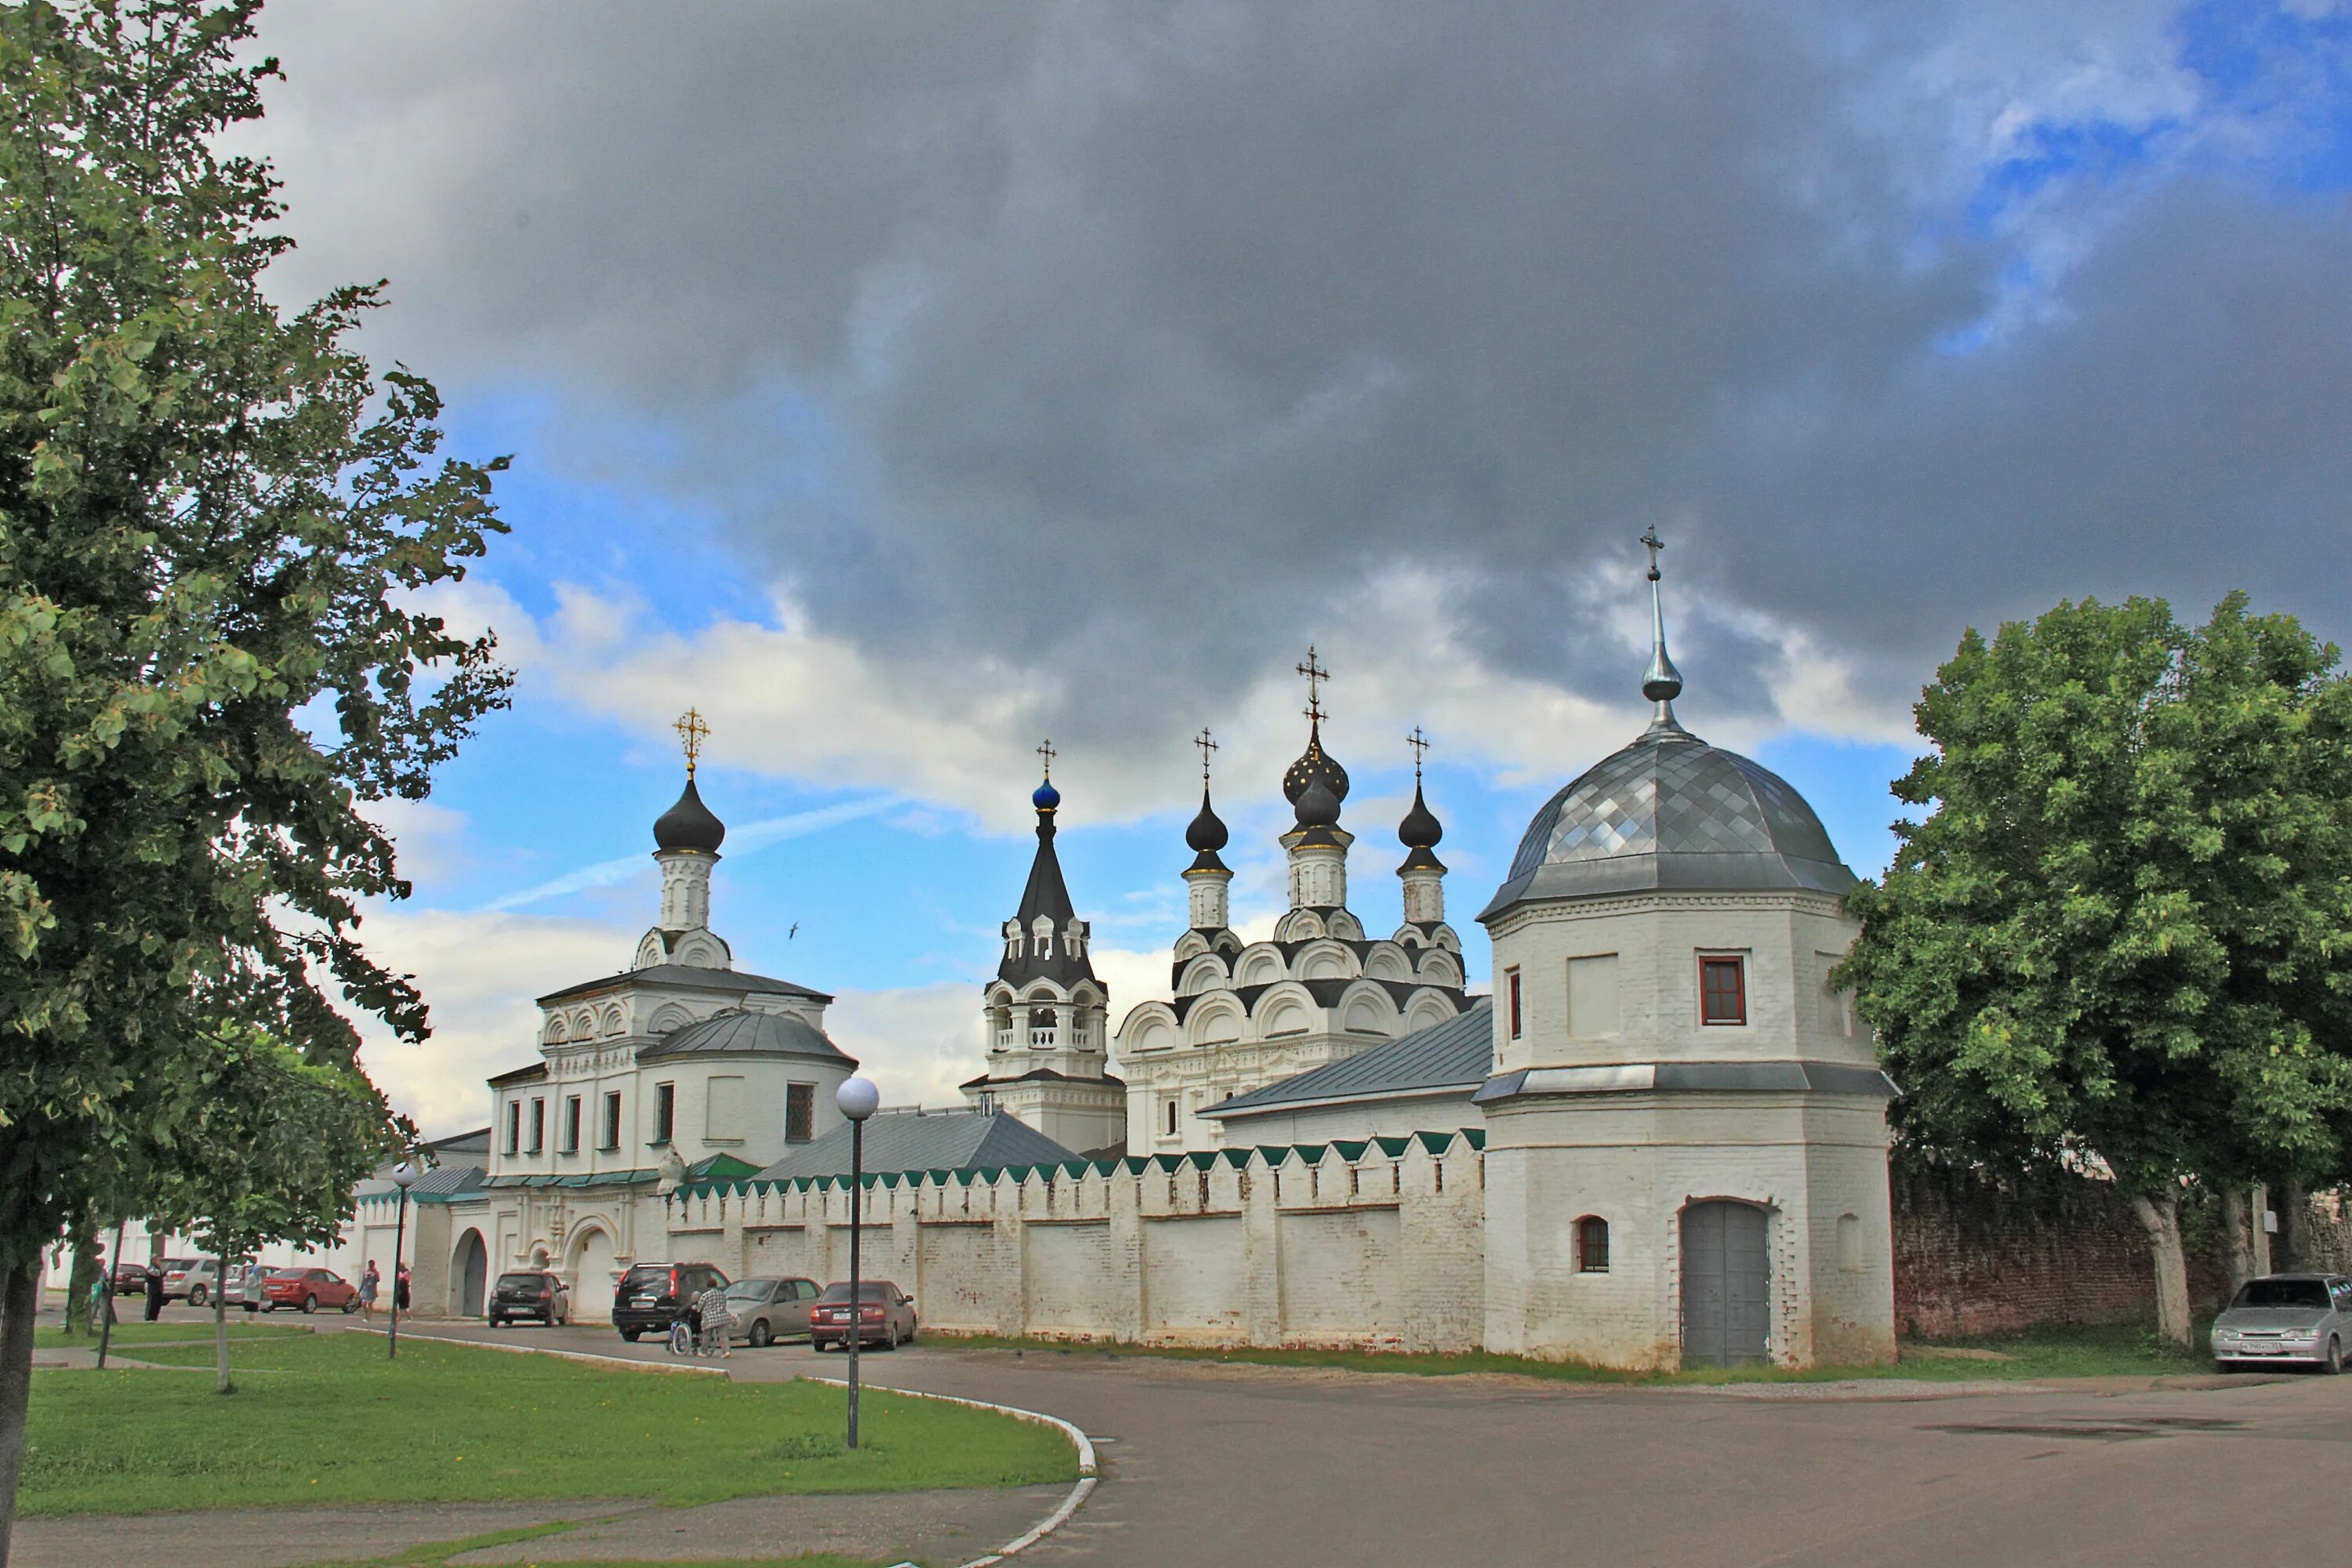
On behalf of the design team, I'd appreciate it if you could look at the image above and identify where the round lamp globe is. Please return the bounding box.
[837,1076,880,1123]
[390,1161,419,1189]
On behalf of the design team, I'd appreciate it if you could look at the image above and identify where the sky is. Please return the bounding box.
[226,0,2352,1136]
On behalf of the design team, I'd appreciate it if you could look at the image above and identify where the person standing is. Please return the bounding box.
[694,1279,735,1359]
[141,1259,165,1322]
[394,1263,411,1315]
[358,1260,380,1322]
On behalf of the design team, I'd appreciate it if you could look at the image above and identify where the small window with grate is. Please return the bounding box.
[1700,955,1747,1025]
[1575,1215,1610,1273]
[786,1082,815,1143]
[1506,968,1523,1040]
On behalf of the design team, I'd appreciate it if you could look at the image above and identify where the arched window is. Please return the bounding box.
[1164,1099,1179,1137]
[1836,1212,1863,1271]
[1574,1215,1610,1274]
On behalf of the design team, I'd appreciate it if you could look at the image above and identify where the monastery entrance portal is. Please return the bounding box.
[568,1224,619,1319]
[452,1229,488,1318]
[1680,1200,1769,1367]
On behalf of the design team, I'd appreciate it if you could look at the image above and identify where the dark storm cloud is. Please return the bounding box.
[250,0,2352,734]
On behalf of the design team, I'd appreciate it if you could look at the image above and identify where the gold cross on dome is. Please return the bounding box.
[1036,738,1057,780]
[1296,644,1330,725]
[1406,724,1430,779]
[674,707,710,779]
[1194,727,1218,782]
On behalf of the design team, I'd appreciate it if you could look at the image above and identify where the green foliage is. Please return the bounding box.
[19,1334,1078,1515]
[1839,594,2352,1194]
[0,0,510,1276]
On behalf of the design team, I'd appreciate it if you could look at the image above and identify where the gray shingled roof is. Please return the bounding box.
[1203,998,1493,1119]
[753,1109,1080,1181]
[636,1007,854,1065]
[538,963,833,1007]
[408,1164,487,1198]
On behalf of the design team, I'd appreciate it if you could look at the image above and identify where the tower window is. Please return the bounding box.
[561,1095,582,1153]
[1575,1216,1610,1273]
[1164,1099,1179,1137]
[503,1100,521,1155]
[1700,956,1748,1025]
[600,1091,622,1150]
[1506,968,1523,1040]
[653,1082,676,1144]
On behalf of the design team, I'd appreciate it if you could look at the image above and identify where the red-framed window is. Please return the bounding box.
[1575,1216,1610,1273]
[1700,956,1747,1025]
[1507,968,1523,1040]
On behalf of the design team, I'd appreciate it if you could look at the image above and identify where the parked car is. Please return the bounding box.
[111,1262,150,1295]
[261,1267,360,1315]
[720,1276,822,1348]
[490,1270,570,1328]
[809,1280,916,1352]
[2211,1273,2351,1374]
[159,1257,209,1301]
[611,1262,730,1341]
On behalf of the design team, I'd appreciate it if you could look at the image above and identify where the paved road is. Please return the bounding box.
[371,1318,2352,1567]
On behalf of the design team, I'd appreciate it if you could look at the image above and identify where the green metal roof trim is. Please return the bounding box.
[1374,1135,1414,1157]
[1332,1139,1369,1161]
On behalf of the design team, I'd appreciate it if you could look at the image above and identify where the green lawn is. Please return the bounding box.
[929,1318,2221,1385]
[21,1332,1076,1517]
[34,1322,309,1351]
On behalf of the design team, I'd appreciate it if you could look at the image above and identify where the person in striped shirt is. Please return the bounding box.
[694,1281,735,1358]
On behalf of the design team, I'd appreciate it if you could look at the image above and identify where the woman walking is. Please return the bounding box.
[358,1260,381,1322]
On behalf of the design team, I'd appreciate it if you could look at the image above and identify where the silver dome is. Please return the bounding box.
[1478,730,1857,920]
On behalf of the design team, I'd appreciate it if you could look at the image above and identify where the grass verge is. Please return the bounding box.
[34,1322,309,1351]
[928,1318,2220,1385]
[344,1520,888,1568]
[22,1330,1076,1516]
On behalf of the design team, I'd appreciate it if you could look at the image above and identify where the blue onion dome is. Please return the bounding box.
[652,778,726,853]
[1294,771,1342,829]
[1185,785,1229,853]
[1398,782,1443,851]
[1282,724,1350,810]
[1033,776,1062,814]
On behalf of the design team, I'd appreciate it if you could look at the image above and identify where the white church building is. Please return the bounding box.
[392,535,1896,1370]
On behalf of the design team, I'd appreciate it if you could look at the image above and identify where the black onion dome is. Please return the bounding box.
[652,779,726,853]
[1294,771,1342,829]
[1398,782,1443,850]
[1185,786,1229,853]
[1281,724,1350,809]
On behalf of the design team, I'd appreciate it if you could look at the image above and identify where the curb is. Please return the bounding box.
[804,1375,1098,1566]
[345,1326,727,1376]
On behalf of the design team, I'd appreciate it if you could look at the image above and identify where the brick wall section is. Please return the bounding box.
[1890,1163,2239,1338]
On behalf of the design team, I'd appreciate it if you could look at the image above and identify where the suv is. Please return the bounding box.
[612,1262,729,1341]
[490,1270,571,1329]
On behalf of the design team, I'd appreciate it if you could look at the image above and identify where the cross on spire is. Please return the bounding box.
[1194,727,1218,783]
[1406,724,1430,780]
[674,707,710,779]
[1640,523,1664,582]
[1296,644,1330,727]
[1036,738,1057,780]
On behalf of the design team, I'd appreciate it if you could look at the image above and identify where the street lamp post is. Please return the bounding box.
[835,1076,880,1450]
[388,1161,419,1360]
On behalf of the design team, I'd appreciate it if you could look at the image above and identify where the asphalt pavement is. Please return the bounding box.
[366,1316,2352,1567]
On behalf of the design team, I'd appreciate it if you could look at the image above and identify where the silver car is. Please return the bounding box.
[2210,1273,2351,1373]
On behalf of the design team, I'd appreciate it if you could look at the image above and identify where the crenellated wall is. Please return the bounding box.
[659,1129,1491,1352]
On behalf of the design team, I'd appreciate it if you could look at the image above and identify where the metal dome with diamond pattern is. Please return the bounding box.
[1478,528,1857,920]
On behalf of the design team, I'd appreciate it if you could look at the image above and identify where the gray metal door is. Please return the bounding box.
[1681,1201,1769,1367]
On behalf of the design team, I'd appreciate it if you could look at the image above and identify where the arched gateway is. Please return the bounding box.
[568,1224,619,1319]
[452,1229,488,1318]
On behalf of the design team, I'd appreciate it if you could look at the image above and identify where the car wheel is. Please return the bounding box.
[301,1294,318,1315]
[884,1322,900,1352]
[620,1328,641,1342]
[489,1316,503,1328]
[749,1320,773,1348]
[2325,1338,2344,1376]
[341,1298,358,1315]
[189,1285,207,1307]
[260,1304,274,1313]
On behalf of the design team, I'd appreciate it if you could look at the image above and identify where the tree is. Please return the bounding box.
[147,1029,406,1394]
[0,3,509,1552]
[1838,595,2352,1345]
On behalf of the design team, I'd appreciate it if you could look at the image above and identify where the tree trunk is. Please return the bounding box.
[1,1256,42,1567]
[2127,1189,2194,1347]
[2219,1186,2258,1301]
[62,1227,99,1341]
[2275,1178,2310,1272]
[213,1276,232,1396]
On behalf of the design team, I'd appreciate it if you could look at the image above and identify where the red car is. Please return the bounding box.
[260,1267,360,1315]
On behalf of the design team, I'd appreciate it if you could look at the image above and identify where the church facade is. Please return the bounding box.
[405,539,1895,1370]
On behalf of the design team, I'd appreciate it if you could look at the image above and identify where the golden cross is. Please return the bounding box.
[1036,738,1056,780]
[1406,724,1430,779]
[1296,644,1330,726]
[674,708,710,779]
[1194,727,1218,783]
